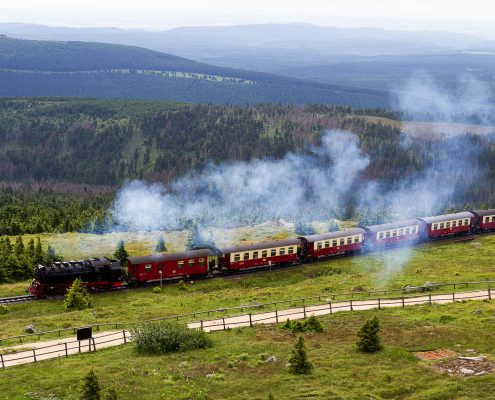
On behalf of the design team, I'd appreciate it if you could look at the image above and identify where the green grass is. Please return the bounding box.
[0,236,494,343]
[1,301,494,400]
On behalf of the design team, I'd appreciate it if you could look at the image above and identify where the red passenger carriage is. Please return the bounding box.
[299,228,365,259]
[127,249,215,283]
[418,212,474,238]
[364,220,420,248]
[472,209,495,231]
[218,239,301,272]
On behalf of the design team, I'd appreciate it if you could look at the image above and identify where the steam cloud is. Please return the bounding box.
[113,131,369,231]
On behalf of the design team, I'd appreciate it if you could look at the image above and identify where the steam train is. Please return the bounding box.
[28,209,495,298]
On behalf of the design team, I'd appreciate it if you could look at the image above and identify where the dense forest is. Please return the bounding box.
[0,37,389,107]
[0,98,494,235]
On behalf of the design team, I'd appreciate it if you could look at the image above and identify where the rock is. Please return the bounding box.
[472,309,483,315]
[475,371,487,376]
[265,355,277,363]
[466,349,475,353]
[459,355,485,361]
[459,367,475,375]
[206,373,216,378]
[179,361,189,368]
[25,325,36,334]
[404,285,417,293]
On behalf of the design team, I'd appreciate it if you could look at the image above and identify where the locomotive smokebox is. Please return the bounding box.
[77,326,92,341]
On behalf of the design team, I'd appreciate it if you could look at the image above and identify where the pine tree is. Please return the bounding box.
[356,316,382,353]
[80,369,101,400]
[14,236,24,257]
[294,220,316,236]
[46,245,59,264]
[26,238,35,260]
[34,237,44,265]
[185,223,205,251]
[64,278,92,312]
[328,219,341,232]
[155,236,167,252]
[288,335,313,375]
[113,240,128,266]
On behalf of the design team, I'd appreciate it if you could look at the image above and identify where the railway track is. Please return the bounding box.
[0,295,37,305]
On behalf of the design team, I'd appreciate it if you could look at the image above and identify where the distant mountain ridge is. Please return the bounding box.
[0,36,391,107]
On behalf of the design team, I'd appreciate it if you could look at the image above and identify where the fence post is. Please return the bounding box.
[452,293,455,302]
[249,313,253,327]
[65,342,68,357]
[32,349,37,362]
[123,330,127,344]
[200,320,203,330]
[429,293,432,306]
[222,318,226,330]
[275,310,279,323]
[378,298,381,310]
[92,338,96,351]
[402,297,405,307]
[78,341,81,353]
[303,305,307,318]
[329,302,332,314]
[489,286,492,301]
[0,354,4,369]
[350,299,353,311]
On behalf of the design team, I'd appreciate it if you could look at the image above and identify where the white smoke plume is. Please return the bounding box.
[112,130,369,231]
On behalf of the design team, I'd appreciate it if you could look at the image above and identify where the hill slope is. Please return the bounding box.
[0,37,390,107]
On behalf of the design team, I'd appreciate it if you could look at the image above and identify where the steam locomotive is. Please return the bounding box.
[28,209,495,298]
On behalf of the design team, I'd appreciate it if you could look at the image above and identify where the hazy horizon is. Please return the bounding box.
[1,0,495,39]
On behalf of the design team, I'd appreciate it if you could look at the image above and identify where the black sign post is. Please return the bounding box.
[77,326,92,341]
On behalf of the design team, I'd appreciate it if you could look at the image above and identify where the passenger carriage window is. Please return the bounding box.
[446,222,450,228]
[354,236,360,243]
[317,242,323,249]
[405,228,410,234]
[234,254,240,262]
[392,231,397,237]
[324,241,330,248]
[288,247,294,254]
[432,224,436,230]
[188,259,195,267]
[243,253,250,260]
[347,237,352,244]
[144,263,152,271]
[439,223,444,229]
[178,261,184,268]
[271,249,277,257]
[492,216,495,222]
[339,238,345,246]
[253,251,259,259]
[398,229,403,236]
[458,220,463,226]
[262,250,268,258]
[452,221,457,227]
[378,233,384,240]
[332,240,338,246]
[385,232,391,238]
[279,248,285,256]
[464,219,469,225]
[198,258,205,267]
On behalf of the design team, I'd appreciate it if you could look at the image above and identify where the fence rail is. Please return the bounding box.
[1,280,493,346]
[0,286,492,368]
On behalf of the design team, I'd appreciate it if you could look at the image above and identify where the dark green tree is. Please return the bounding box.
[294,220,316,236]
[155,236,167,252]
[113,240,128,265]
[14,236,24,258]
[26,238,35,260]
[185,223,205,251]
[288,335,313,375]
[64,278,92,312]
[80,369,101,400]
[327,219,341,232]
[356,316,382,353]
[34,238,44,264]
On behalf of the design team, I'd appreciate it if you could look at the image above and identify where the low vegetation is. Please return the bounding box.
[356,315,382,353]
[281,315,324,333]
[64,278,92,312]
[131,321,212,355]
[287,335,313,375]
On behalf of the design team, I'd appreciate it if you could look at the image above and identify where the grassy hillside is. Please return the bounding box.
[0,37,390,107]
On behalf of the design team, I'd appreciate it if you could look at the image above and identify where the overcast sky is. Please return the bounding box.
[2,0,495,38]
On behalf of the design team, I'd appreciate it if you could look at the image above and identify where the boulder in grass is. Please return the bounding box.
[25,325,36,334]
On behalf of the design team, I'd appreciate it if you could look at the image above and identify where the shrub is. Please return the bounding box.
[64,278,92,312]
[281,316,323,333]
[80,369,101,400]
[104,388,118,400]
[0,305,9,314]
[356,316,382,353]
[288,335,313,375]
[177,280,189,291]
[152,286,162,294]
[131,321,212,354]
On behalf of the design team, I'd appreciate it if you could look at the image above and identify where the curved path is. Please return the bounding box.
[1,289,491,368]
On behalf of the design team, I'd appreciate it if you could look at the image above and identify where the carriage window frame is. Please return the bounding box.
[332,239,338,246]
[288,247,294,254]
[279,248,286,256]
[252,251,259,259]
[177,261,184,268]
[347,237,352,244]
[354,236,360,243]
[144,263,152,272]
[198,258,205,267]
[243,252,250,261]
[262,250,268,258]
[324,241,330,248]
[234,254,241,262]
[271,249,277,257]
[339,238,345,246]
[317,242,323,250]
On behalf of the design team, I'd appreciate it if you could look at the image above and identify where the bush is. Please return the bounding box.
[356,316,382,353]
[0,304,9,314]
[288,335,313,375]
[131,321,212,354]
[152,286,162,294]
[281,316,323,333]
[80,369,101,400]
[177,280,189,291]
[64,278,92,312]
